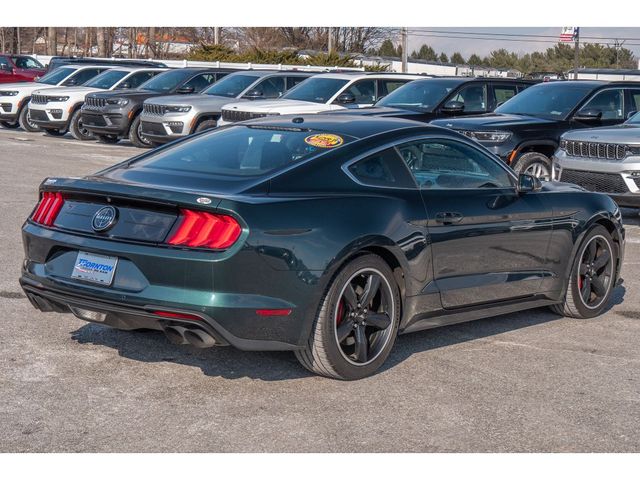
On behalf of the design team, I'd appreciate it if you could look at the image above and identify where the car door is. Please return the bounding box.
[343,79,377,107]
[575,88,625,127]
[0,56,13,83]
[252,76,286,99]
[489,83,518,111]
[396,136,554,308]
[447,82,489,116]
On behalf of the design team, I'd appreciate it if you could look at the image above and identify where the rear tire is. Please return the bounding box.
[96,134,119,144]
[69,109,94,141]
[194,119,218,133]
[512,151,551,180]
[295,254,401,380]
[18,105,40,132]
[550,225,617,318]
[128,115,153,148]
[0,120,19,129]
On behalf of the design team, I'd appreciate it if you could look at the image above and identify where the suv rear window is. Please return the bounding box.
[128,126,355,178]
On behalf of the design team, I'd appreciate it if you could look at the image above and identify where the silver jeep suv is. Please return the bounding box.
[139,70,314,145]
[554,111,640,207]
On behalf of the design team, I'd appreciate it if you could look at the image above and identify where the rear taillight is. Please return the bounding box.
[167,209,242,250]
[31,192,64,226]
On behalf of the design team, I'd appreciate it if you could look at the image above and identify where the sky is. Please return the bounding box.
[407,27,640,58]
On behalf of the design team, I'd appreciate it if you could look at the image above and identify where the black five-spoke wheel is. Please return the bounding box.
[335,269,394,365]
[577,234,613,309]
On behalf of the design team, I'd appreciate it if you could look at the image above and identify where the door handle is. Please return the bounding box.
[435,212,463,225]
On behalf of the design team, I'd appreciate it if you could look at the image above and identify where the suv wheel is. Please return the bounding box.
[18,106,40,132]
[550,225,618,318]
[513,152,551,180]
[0,120,19,129]
[43,128,66,137]
[96,134,119,144]
[295,254,401,380]
[195,119,218,133]
[69,109,94,141]
[128,115,153,148]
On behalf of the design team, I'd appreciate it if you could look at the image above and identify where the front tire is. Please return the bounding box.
[69,109,94,141]
[128,115,153,148]
[0,120,19,129]
[194,119,218,133]
[96,134,119,144]
[512,151,551,180]
[18,106,40,132]
[551,225,617,318]
[296,254,401,380]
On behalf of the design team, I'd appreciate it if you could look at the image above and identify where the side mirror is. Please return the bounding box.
[175,86,195,94]
[626,110,638,120]
[517,173,542,193]
[335,92,356,104]
[243,89,264,100]
[63,78,77,86]
[0,63,11,71]
[442,100,465,114]
[574,108,602,122]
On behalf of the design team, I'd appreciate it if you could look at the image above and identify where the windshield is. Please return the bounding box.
[376,79,462,111]
[496,83,594,119]
[138,69,194,93]
[202,74,259,98]
[37,66,75,85]
[127,125,354,178]
[282,78,349,103]
[11,56,43,69]
[84,70,129,89]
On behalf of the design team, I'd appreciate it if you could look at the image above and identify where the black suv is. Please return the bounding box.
[327,77,534,122]
[81,68,233,147]
[431,80,640,179]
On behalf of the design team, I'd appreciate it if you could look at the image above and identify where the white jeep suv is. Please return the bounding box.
[0,64,115,132]
[217,72,423,126]
[28,67,166,139]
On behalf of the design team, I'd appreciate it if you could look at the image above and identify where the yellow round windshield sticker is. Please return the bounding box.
[305,134,344,148]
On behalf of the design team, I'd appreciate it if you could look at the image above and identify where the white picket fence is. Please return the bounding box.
[30,54,365,73]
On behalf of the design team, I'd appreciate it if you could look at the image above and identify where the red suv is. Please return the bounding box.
[0,54,46,83]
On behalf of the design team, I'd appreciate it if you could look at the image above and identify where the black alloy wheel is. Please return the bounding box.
[576,234,614,310]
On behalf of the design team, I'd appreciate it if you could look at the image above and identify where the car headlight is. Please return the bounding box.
[463,130,512,143]
[0,90,19,96]
[165,105,191,113]
[48,96,70,102]
[626,145,640,156]
[106,98,129,106]
[559,139,567,150]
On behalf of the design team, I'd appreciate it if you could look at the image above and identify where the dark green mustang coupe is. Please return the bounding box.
[20,115,624,379]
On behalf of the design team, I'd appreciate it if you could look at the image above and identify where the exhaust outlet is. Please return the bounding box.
[164,326,187,345]
[183,329,216,348]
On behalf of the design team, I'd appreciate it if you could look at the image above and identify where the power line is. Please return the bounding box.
[401,28,640,43]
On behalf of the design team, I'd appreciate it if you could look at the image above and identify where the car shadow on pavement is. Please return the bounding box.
[70,285,626,381]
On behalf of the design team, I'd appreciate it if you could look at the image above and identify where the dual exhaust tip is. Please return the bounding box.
[164,325,216,348]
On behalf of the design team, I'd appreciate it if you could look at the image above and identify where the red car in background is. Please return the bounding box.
[0,54,46,83]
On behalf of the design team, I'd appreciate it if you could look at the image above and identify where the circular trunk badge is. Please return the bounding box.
[92,206,118,232]
[304,134,344,148]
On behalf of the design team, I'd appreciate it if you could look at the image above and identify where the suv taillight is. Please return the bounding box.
[31,192,64,226]
[167,209,242,250]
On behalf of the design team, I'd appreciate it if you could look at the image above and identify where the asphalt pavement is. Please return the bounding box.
[0,128,638,452]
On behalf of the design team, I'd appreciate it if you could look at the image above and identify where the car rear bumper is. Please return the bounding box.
[20,221,317,351]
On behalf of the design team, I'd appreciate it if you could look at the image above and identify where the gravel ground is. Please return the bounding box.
[0,127,638,452]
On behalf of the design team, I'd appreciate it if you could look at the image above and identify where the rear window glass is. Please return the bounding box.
[129,125,355,177]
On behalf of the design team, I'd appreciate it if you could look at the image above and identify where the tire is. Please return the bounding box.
[550,225,617,318]
[43,128,67,137]
[128,115,153,148]
[295,254,401,380]
[0,120,19,129]
[194,119,218,133]
[18,105,40,132]
[512,151,552,180]
[96,134,119,144]
[69,109,94,141]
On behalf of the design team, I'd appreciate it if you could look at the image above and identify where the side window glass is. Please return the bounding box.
[493,85,518,107]
[346,79,376,104]
[67,68,102,85]
[183,73,216,92]
[378,80,407,98]
[581,89,623,120]
[215,72,229,81]
[628,90,640,113]
[256,77,285,98]
[450,84,488,113]
[348,148,415,188]
[397,139,513,190]
[286,76,308,90]
[0,57,9,69]
[126,71,157,89]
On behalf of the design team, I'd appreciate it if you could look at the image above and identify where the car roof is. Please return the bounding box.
[308,72,424,80]
[239,114,437,139]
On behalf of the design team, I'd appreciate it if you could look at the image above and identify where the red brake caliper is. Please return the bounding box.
[336,299,345,326]
[578,275,583,290]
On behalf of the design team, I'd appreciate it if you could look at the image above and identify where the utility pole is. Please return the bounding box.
[610,39,625,69]
[401,27,408,73]
[214,27,219,45]
[328,27,333,54]
[573,27,580,80]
